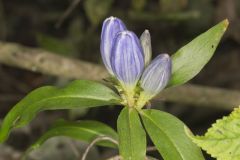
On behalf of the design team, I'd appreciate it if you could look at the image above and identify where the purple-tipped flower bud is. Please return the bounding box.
[140,54,171,96]
[101,17,126,74]
[140,30,152,66]
[111,31,144,88]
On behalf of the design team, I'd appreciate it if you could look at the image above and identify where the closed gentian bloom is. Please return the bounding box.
[111,31,144,89]
[140,54,171,97]
[101,17,127,74]
[140,30,152,66]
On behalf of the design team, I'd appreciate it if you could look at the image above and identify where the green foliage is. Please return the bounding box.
[117,108,146,160]
[0,80,121,143]
[168,19,229,87]
[36,33,77,56]
[131,0,146,11]
[29,120,118,151]
[141,109,205,160]
[160,0,187,12]
[187,106,240,160]
[84,0,113,26]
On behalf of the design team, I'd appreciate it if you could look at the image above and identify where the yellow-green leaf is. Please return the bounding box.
[187,106,240,160]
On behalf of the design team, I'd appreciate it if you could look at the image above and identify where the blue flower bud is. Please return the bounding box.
[110,31,144,88]
[140,54,171,97]
[140,30,152,66]
[100,17,127,74]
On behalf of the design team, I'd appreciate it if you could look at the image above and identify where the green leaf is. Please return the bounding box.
[168,19,229,87]
[141,109,204,160]
[36,33,76,56]
[187,106,240,160]
[131,0,146,11]
[117,107,146,160]
[0,80,121,143]
[84,0,113,26]
[29,120,118,151]
[160,0,187,12]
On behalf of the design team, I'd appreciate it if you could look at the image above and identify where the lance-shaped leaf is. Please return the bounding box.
[111,31,144,88]
[101,16,126,74]
[29,120,118,152]
[186,106,240,160]
[141,109,204,160]
[117,107,146,160]
[0,80,121,143]
[168,19,229,87]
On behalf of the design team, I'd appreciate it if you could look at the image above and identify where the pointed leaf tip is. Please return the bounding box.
[223,19,229,28]
[184,125,194,137]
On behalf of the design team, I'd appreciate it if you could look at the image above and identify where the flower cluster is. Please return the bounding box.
[101,16,171,109]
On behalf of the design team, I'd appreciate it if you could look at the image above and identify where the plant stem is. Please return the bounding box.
[81,136,118,160]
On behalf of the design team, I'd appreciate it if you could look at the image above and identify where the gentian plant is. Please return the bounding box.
[0,16,229,160]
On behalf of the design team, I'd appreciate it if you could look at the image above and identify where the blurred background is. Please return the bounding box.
[0,0,239,159]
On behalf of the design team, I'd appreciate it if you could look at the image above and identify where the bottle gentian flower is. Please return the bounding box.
[110,31,145,107]
[101,17,144,107]
[100,16,126,74]
[137,54,171,108]
[141,54,171,95]
[111,31,145,89]
[100,16,171,108]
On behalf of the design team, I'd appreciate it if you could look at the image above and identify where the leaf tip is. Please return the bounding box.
[184,125,190,132]
[223,19,229,30]
[184,125,194,138]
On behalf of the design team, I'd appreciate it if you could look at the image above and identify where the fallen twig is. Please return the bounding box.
[0,42,239,110]
[0,42,107,80]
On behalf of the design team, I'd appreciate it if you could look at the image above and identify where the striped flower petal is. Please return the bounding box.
[110,31,144,88]
[100,17,126,74]
[140,54,171,97]
[140,30,152,66]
